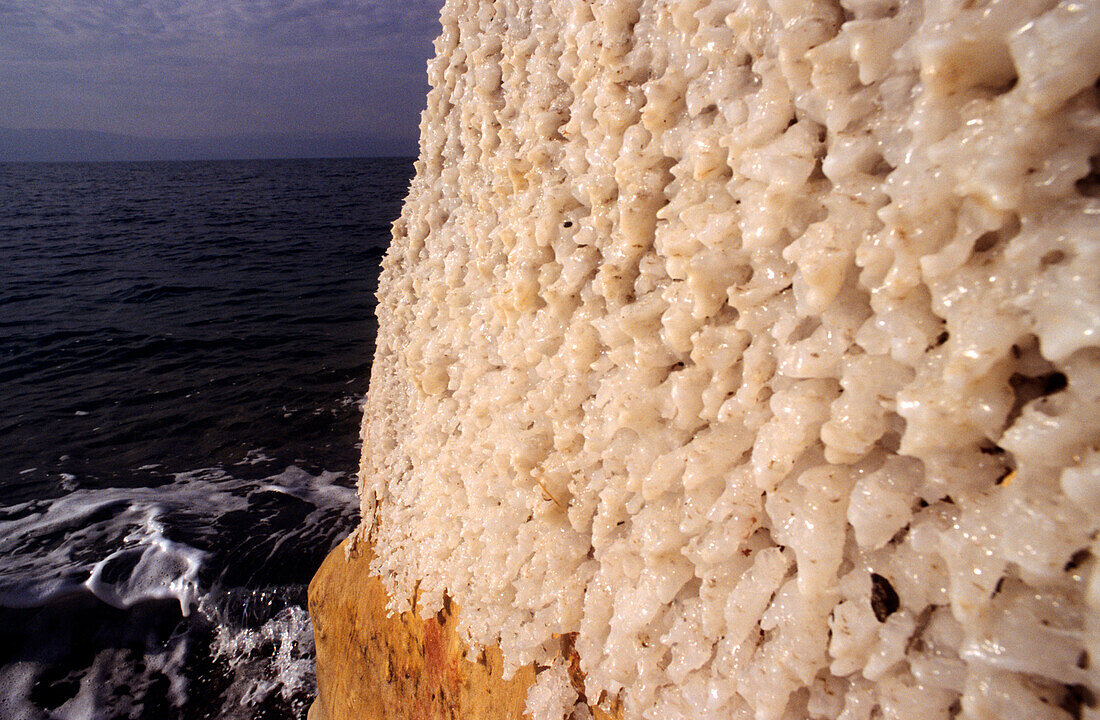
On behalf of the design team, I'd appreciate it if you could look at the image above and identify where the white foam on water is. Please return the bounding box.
[83,505,206,616]
[235,448,275,466]
[259,466,357,507]
[338,392,365,409]
[48,640,192,720]
[0,459,359,718]
[0,484,229,613]
[0,663,40,720]
[207,603,317,718]
[2,461,356,608]
[60,473,78,489]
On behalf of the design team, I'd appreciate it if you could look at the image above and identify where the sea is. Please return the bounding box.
[0,157,414,719]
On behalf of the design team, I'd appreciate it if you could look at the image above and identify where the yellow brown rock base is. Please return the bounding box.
[308,535,620,720]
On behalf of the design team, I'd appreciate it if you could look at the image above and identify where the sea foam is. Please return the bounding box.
[0,461,357,718]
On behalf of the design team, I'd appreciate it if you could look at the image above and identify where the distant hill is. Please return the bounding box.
[0,127,417,162]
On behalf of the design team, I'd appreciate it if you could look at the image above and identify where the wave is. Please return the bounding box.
[0,460,358,719]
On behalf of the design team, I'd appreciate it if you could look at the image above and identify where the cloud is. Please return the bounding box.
[0,0,443,140]
[0,0,439,54]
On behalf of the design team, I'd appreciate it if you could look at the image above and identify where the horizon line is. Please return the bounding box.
[0,126,420,163]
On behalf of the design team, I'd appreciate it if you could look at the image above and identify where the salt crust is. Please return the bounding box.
[358,1,1100,718]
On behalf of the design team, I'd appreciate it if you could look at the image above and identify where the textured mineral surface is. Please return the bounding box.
[348,0,1100,718]
[310,537,624,720]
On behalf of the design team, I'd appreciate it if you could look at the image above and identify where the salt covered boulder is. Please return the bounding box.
[316,0,1100,718]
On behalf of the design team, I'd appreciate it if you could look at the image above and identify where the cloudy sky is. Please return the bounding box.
[0,0,443,155]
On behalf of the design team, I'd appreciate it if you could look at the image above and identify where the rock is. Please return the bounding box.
[323,0,1100,715]
[309,535,620,720]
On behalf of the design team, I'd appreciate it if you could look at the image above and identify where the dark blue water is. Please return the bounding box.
[0,158,413,719]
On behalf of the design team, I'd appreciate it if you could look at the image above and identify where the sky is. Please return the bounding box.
[0,0,444,158]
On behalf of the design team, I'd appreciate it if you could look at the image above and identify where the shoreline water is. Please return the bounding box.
[0,157,410,718]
